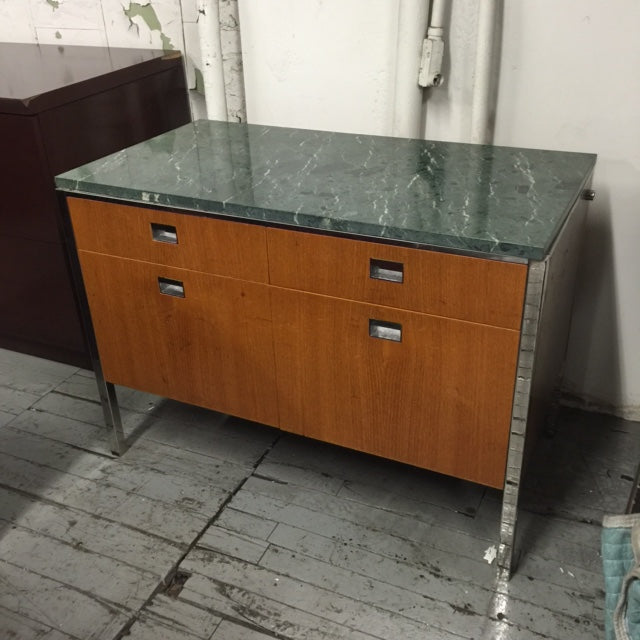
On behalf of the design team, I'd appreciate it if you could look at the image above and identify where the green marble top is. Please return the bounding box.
[56,120,596,260]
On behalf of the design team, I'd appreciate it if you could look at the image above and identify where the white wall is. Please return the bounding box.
[238,0,428,138]
[495,1,640,419]
[238,0,398,135]
[424,0,640,418]
[3,0,639,417]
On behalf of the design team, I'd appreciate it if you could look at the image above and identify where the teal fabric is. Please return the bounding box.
[602,515,640,640]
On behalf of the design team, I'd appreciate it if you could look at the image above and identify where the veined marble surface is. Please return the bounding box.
[56,120,596,260]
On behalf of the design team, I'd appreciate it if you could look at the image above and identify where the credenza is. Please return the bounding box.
[56,120,596,574]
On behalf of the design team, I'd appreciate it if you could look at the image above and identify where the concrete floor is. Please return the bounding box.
[0,347,638,639]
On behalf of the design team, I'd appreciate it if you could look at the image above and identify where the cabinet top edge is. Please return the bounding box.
[56,120,597,261]
[0,44,182,115]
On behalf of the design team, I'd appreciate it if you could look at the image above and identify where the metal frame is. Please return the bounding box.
[497,259,547,577]
[496,187,591,578]
[57,192,127,456]
[97,372,126,455]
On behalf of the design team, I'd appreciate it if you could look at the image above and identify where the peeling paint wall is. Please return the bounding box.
[122,2,176,51]
[0,0,245,121]
[218,0,245,122]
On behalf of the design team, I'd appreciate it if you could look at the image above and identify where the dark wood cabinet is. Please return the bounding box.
[0,44,191,367]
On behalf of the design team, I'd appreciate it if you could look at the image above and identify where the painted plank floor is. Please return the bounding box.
[0,347,638,639]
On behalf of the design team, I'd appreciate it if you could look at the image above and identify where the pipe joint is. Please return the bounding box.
[419,37,445,88]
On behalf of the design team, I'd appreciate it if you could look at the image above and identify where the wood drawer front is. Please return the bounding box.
[77,250,279,427]
[272,288,520,488]
[69,198,268,283]
[267,229,527,329]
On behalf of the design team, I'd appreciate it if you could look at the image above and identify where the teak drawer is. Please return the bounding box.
[68,198,268,283]
[271,287,521,488]
[77,250,279,427]
[267,228,527,329]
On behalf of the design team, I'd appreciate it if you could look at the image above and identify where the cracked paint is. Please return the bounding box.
[45,0,60,9]
[123,2,175,51]
[219,0,245,121]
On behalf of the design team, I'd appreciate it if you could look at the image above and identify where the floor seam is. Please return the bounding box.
[110,432,284,640]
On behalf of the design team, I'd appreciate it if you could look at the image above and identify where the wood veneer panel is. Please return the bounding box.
[272,288,521,488]
[267,228,527,329]
[78,251,278,427]
[40,65,189,176]
[0,235,85,355]
[0,113,59,243]
[69,198,268,283]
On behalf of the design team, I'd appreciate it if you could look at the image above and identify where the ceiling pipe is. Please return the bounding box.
[197,0,228,120]
[470,0,498,144]
[418,0,445,90]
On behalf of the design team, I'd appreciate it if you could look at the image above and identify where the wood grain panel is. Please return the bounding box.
[0,113,59,243]
[0,235,86,359]
[271,288,521,488]
[267,228,527,329]
[69,198,268,283]
[40,65,190,176]
[78,251,278,427]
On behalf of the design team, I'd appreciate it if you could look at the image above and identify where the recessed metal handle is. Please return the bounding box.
[370,258,404,283]
[369,319,402,342]
[151,222,178,244]
[158,277,184,298]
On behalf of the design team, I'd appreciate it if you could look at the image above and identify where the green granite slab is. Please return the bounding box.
[56,120,596,260]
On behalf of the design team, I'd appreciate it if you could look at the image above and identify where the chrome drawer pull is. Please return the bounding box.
[158,277,185,298]
[369,319,402,342]
[151,222,178,244]
[369,258,403,283]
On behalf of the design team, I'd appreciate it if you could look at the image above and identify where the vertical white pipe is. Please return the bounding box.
[197,0,228,121]
[429,0,445,30]
[470,0,498,144]
[392,0,430,138]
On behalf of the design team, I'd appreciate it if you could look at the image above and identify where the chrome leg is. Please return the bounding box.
[498,260,546,576]
[95,368,126,455]
[57,193,128,456]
